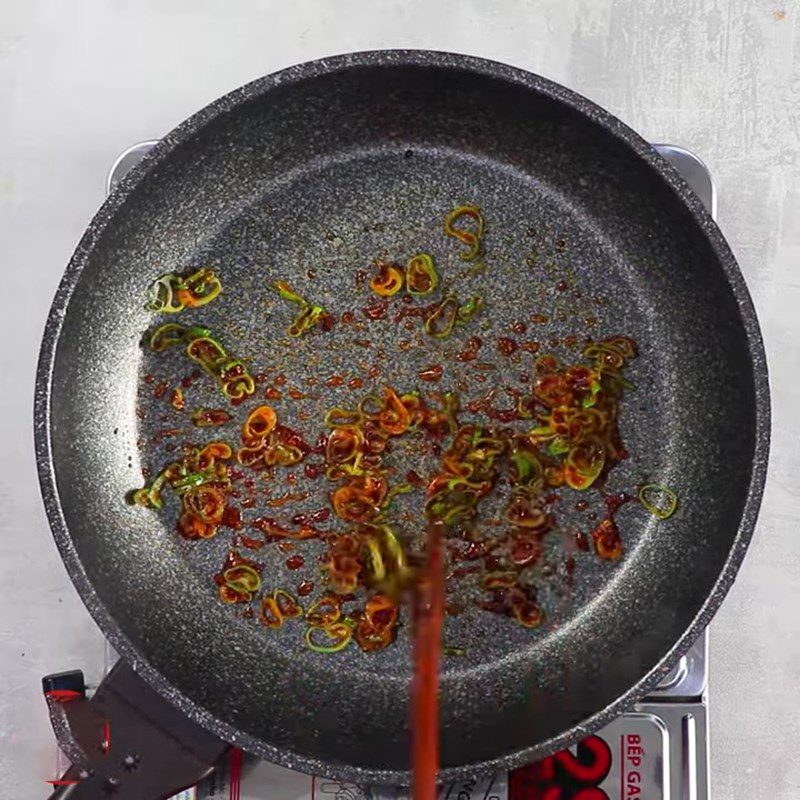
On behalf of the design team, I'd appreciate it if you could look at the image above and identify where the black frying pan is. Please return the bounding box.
[36,51,769,790]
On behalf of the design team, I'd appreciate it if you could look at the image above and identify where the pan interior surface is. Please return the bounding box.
[44,57,761,780]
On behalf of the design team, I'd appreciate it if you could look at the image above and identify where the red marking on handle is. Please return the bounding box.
[46,780,81,786]
[44,690,82,703]
[229,747,243,800]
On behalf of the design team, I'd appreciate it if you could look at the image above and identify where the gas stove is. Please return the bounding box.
[46,142,714,800]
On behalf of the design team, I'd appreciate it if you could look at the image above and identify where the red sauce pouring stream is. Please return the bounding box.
[412,520,445,800]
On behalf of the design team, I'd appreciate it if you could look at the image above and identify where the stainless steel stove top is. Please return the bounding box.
[49,142,714,800]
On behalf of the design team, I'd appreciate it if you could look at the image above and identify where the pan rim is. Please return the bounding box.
[34,48,770,784]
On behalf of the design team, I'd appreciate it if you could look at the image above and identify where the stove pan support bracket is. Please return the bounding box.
[42,663,229,800]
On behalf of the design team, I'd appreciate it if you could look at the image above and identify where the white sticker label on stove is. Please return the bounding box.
[370,773,507,800]
[315,779,370,800]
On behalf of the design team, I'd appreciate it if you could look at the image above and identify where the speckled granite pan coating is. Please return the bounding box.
[34,51,769,784]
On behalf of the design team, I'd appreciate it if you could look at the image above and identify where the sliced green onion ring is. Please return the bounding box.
[444,205,485,261]
[305,622,352,653]
[146,274,184,313]
[185,336,227,373]
[223,565,261,594]
[358,394,384,419]
[148,323,186,352]
[639,484,678,520]
[424,295,458,338]
[406,253,439,296]
[457,294,483,323]
[289,304,327,337]
[178,268,222,308]
[222,372,256,400]
[273,281,306,305]
[305,595,341,627]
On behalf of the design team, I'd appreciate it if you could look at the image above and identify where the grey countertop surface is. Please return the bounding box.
[1,2,798,798]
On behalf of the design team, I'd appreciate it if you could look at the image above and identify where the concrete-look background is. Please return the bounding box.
[1,1,797,798]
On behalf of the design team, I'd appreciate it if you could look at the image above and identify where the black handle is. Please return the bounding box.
[43,660,229,799]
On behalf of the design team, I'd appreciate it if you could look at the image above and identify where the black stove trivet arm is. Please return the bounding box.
[43,660,229,799]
